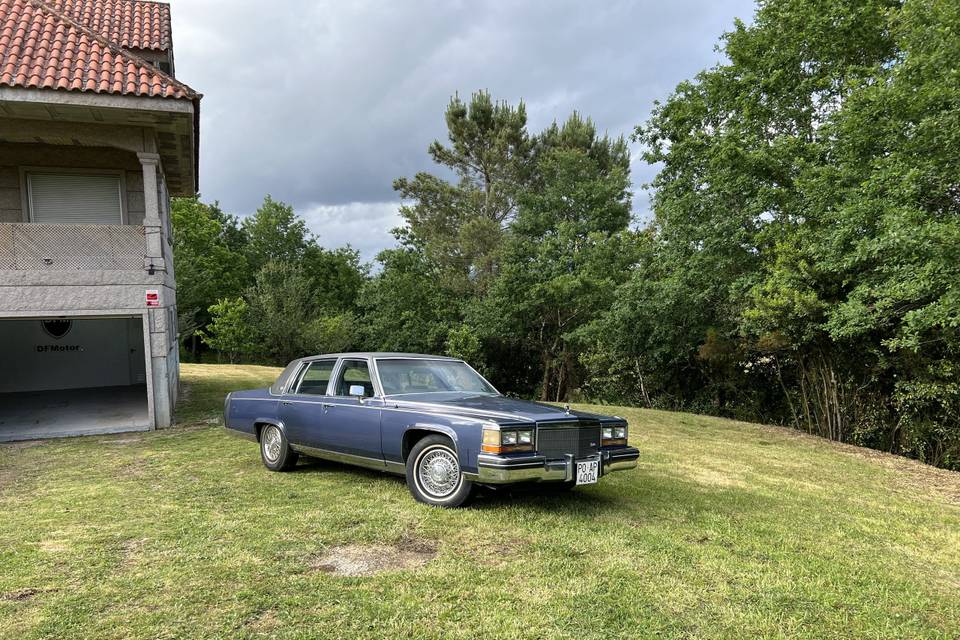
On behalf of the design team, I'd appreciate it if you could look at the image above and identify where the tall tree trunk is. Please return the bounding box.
[774,355,800,429]
[540,354,553,401]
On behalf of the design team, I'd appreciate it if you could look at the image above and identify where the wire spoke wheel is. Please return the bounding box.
[262,426,282,463]
[416,446,461,498]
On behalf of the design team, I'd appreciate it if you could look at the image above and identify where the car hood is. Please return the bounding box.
[390,393,611,424]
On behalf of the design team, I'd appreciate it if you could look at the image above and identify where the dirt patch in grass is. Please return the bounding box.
[38,540,68,553]
[458,533,527,567]
[310,541,437,577]
[0,588,56,601]
[118,537,147,566]
[106,437,144,446]
[1,440,47,450]
[116,458,148,480]
[246,609,281,633]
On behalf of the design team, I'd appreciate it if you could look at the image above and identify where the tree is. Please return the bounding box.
[201,298,254,363]
[358,247,458,354]
[241,195,312,273]
[394,91,534,294]
[171,197,249,358]
[480,114,635,400]
[589,0,960,468]
[303,313,358,355]
[302,245,367,313]
[245,261,317,365]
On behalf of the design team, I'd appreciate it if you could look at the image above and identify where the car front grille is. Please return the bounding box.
[536,420,601,460]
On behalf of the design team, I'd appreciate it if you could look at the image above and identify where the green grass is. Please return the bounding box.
[1,363,958,639]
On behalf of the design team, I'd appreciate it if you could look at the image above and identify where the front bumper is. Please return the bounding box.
[473,447,639,484]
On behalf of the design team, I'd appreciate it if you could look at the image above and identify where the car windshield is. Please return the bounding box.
[376,359,497,396]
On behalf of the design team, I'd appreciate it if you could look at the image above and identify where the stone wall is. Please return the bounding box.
[0,143,145,224]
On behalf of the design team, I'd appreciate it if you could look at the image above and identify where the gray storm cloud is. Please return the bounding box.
[170,0,755,261]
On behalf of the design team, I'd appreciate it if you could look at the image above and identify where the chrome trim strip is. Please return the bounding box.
[290,444,406,475]
[477,461,545,469]
[229,396,497,424]
[475,450,637,484]
[606,457,638,472]
[385,460,405,474]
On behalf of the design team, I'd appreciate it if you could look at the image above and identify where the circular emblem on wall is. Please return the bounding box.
[41,319,73,340]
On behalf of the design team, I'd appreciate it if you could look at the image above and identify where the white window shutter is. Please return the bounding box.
[28,174,123,224]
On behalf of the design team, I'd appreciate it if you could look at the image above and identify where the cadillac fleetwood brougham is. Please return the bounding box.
[224,353,639,507]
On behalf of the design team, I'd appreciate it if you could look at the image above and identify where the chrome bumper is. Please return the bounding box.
[473,447,639,484]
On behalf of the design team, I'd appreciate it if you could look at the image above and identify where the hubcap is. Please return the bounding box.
[417,446,460,498]
[262,426,282,463]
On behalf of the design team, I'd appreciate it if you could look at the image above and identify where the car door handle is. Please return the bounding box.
[281,400,292,406]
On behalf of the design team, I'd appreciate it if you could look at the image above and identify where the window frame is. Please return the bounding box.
[329,357,379,399]
[20,167,128,225]
[374,357,500,397]
[290,358,338,396]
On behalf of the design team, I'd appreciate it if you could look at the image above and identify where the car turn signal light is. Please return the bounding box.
[482,428,534,454]
[602,425,628,446]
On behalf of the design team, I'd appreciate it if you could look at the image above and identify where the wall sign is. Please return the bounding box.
[41,319,72,339]
[146,290,160,307]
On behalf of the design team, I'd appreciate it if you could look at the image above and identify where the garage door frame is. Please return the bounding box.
[0,308,155,430]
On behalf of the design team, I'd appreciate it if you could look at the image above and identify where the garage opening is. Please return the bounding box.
[0,316,150,442]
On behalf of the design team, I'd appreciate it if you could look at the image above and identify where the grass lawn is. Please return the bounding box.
[1,363,958,639]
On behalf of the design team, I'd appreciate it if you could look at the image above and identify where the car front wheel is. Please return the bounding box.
[260,424,298,471]
[406,435,473,508]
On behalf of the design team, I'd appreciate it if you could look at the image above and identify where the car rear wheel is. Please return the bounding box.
[406,435,473,508]
[260,424,298,471]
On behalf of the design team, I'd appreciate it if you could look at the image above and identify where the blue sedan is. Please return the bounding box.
[224,353,639,507]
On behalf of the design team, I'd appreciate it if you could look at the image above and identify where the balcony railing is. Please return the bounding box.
[0,223,147,271]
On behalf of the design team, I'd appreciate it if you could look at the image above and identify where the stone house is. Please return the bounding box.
[0,0,200,440]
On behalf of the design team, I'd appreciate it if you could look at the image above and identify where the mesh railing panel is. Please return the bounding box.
[0,223,146,270]
[0,225,13,269]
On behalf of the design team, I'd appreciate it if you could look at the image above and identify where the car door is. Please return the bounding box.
[280,359,337,449]
[323,358,384,460]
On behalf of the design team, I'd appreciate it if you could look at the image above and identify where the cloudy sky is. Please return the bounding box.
[169,0,756,262]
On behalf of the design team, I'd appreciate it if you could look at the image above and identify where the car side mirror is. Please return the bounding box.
[348,384,366,398]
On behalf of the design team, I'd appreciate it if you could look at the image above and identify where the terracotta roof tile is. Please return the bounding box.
[47,0,169,52]
[0,0,196,99]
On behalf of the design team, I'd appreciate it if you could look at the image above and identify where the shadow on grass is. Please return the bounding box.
[288,454,770,524]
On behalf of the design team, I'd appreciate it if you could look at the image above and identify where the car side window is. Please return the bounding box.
[295,360,336,395]
[334,360,375,397]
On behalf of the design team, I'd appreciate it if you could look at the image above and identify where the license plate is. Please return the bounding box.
[576,460,599,485]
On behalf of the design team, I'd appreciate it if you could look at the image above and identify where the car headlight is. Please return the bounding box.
[602,424,628,445]
[481,427,535,454]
